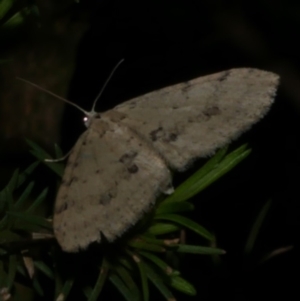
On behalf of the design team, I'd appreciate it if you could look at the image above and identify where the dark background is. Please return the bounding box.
[1,0,299,300]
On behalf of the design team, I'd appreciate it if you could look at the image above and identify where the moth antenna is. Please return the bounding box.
[16,77,89,115]
[91,59,125,112]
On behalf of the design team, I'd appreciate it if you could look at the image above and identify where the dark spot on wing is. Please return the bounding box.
[128,164,139,173]
[99,192,113,205]
[181,81,192,93]
[149,127,163,141]
[168,133,178,142]
[119,151,137,164]
[218,70,230,82]
[203,106,221,117]
[55,202,68,214]
[128,101,136,109]
[67,176,78,185]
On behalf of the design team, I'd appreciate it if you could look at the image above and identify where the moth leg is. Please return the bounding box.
[45,147,74,163]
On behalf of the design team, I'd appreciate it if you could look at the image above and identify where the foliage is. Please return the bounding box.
[0,143,252,301]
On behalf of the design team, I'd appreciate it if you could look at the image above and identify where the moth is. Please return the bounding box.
[19,66,279,252]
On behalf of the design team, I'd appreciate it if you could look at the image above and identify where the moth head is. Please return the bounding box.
[83,112,101,128]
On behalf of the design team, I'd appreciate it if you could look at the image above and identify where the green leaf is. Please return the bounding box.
[26,188,48,213]
[132,255,149,301]
[156,201,194,214]
[0,260,8,287]
[34,261,54,279]
[175,244,226,255]
[55,278,74,301]
[244,199,272,255]
[0,229,21,248]
[1,7,30,29]
[147,223,180,235]
[113,264,140,301]
[144,262,175,301]
[32,276,44,296]
[7,254,17,290]
[154,213,213,241]
[117,256,135,271]
[163,146,228,203]
[54,144,63,158]
[109,273,135,301]
[87,259,109,301]
[164,144,250,203]
[6,169,19,192]
[15,181,35,210]
[0,0,14,20]
[26,139,64,177]
[128,239,166,252]
[7,211,52,231]
[139,251,179,276]
[17,161,40,187]
[168,276,197,296]
[136,235,178,247]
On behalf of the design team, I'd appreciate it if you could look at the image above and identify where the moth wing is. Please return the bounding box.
[53,120,172,252]
[114,68,279,170]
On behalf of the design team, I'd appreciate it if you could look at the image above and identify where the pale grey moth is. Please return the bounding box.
[20,67,280,252]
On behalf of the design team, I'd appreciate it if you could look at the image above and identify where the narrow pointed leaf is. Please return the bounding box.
[156,201,194,214]
[33,276,44,296]
[7,211,52,231]
[132,255,149,301]
[175,244,226,255]
[15,182,35,209]
[26,139,64,176]
[154,213,213,241]
[244,199,272,255]
[6,169,19,192]
[164,144,249,203]
[26,188,48,213]
[109,273,135,301]
[113,265,140,301]
[87,259,109,301]
[144,263,175,301]
[139,251,178,276]
[7,254,17,290]
[17,161,40,187]
[164,146,229,203]
[169,276,196,296]
[34,261,54,279]
[0,0,14,19]
[147,223,180,235]
[56,278,74,301]
[2,8,30,29]
[128,239,166,252]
